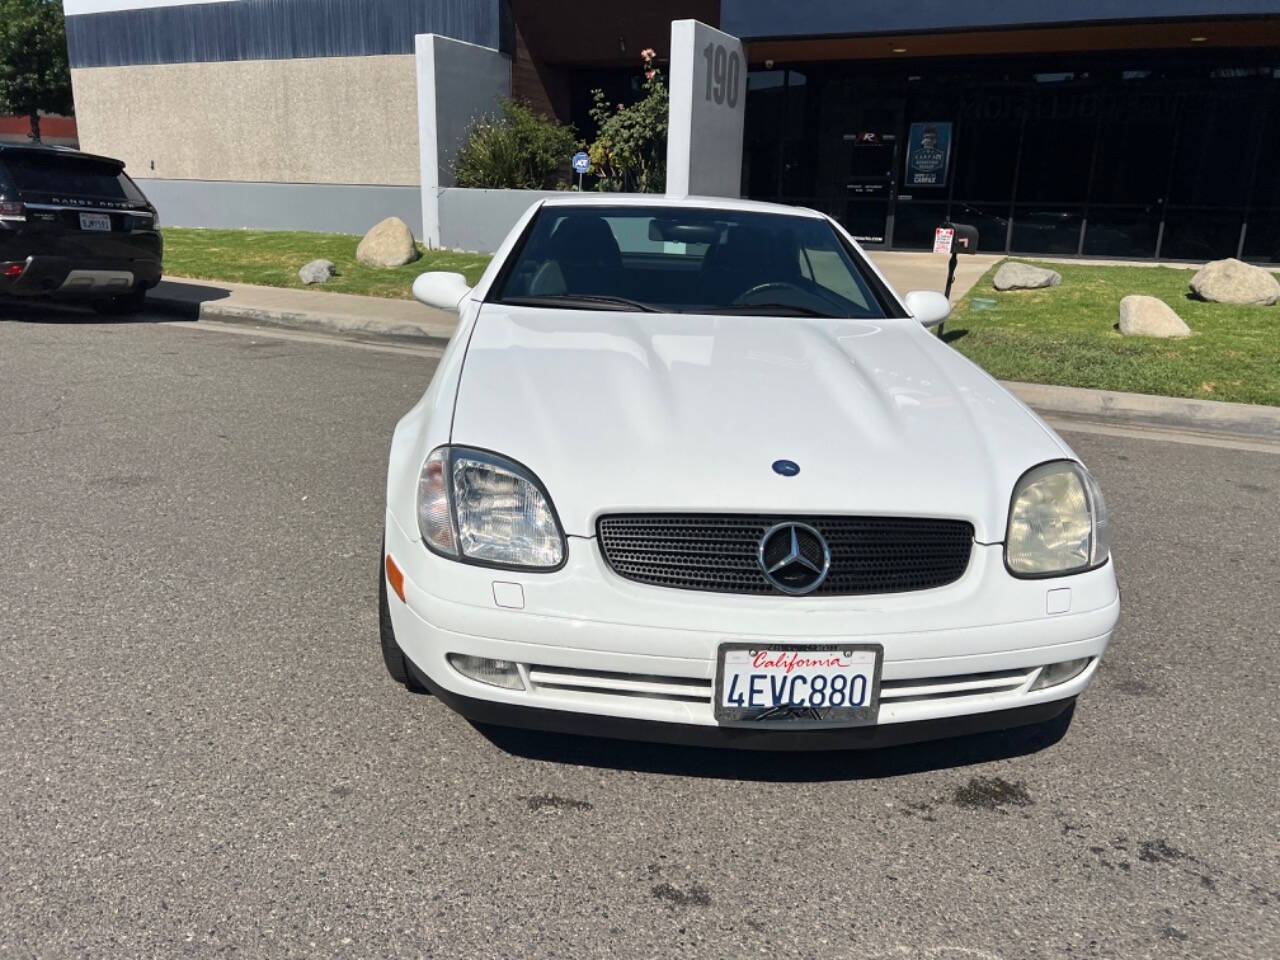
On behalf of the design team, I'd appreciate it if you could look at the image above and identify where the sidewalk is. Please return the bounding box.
[868,251,1002,303]
[148,277,457,341]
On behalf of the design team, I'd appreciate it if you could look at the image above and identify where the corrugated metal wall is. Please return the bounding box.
[65,0,511,67]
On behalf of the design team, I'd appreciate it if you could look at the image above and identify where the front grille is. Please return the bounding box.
[596,514,974,596]
[523,664,1038,706]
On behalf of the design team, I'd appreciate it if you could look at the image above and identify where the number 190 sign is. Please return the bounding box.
[702,42,741,108]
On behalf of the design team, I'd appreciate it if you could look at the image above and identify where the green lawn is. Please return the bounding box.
[947,260,1280,407]
[162,228,493,299]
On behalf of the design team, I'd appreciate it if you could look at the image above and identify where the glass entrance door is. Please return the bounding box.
[843,103,903,245]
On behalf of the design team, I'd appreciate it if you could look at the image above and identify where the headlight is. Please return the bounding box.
[416,446,565,569]
[1005,460,1111,577]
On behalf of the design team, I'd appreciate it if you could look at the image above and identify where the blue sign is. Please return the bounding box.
[905,122,952,188]
[572,151,591,174]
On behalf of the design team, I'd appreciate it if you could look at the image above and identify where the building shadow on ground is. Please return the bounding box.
[470,705,1074,783]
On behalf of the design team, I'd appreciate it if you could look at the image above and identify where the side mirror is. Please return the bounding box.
[412,271,472,312]
[903,290,951,329]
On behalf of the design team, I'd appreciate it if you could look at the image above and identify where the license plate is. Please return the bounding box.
[714,642,882,726]
[79,213,111,232]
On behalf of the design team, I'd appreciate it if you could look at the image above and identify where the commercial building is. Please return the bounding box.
[727,1,1280,262]
[63,1,1280,261]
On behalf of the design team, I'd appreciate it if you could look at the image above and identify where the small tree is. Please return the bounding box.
[454,98,577,190]
[0,0,73,143]
[587,48,667,193]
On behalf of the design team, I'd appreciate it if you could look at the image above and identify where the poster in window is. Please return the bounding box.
[906,122,952,187]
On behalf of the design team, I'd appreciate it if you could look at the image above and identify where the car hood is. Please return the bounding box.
[450,306,1070,542]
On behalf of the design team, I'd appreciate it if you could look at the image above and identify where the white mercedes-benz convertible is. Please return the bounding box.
[380,195,1118,750]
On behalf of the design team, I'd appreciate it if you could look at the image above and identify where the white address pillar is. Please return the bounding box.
[665,19,746,199]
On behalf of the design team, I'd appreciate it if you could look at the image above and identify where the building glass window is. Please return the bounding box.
[1015,92,1095,204]
[742,53,1280,262]
[1161,211,1245,261]
[1083,208,1161,259]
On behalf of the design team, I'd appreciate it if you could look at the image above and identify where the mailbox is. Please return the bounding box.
[937,221,980,302]
[946,221,979,254]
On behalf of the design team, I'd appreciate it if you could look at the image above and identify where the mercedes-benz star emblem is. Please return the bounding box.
[758,522,831,595]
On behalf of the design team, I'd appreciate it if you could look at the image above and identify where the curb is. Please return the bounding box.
[1003,380,1280,440]
[147,293,456,343]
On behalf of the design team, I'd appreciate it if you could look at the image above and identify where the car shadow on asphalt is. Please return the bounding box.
[470,707,1073,782]
[0,299,166,324]
[0,280,229,324]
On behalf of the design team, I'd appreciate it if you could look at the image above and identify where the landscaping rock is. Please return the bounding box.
[356,217,420,269]
[1189,257,1280,306]
[1118,295,1190,338]
[298,259,337,284]
[993,261,1062,291]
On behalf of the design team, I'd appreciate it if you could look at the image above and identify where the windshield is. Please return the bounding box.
[493,206,895,318]
[1,154,145,202]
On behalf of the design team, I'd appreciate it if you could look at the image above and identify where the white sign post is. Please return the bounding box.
[665,19,746,199]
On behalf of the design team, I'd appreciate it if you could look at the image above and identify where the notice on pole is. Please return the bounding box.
[933,227,955,255]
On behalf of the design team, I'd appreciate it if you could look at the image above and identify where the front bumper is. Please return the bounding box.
[424,677,1077,750]
[384,511,1119,748]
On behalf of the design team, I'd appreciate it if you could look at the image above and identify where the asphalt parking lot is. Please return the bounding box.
[1,306,1277,959]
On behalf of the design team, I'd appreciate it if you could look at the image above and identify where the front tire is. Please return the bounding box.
[379,541,427,692]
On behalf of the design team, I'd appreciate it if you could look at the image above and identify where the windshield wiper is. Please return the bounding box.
[499,294,661,313]
[696,303,844,318]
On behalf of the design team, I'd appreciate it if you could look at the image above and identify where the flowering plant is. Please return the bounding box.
[586,48,667,193]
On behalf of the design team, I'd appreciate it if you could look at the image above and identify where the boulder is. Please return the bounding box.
[993,261,1062,291]
[298,259,337,284]
[1189,258,1279,306]
[356,217,420,269]
[1118,295,1190,338]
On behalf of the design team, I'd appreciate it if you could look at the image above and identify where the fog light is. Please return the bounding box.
[447,653,525,690]
[1030,657,1091,691]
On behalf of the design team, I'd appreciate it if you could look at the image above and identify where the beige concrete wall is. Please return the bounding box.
[70,55,420,186]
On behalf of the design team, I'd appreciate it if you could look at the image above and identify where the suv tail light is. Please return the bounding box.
[0,201,24,222]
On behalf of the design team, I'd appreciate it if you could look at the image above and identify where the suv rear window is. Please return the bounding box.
[1,154,145,202]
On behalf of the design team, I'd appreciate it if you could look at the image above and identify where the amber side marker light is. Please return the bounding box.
[385,553,406,602]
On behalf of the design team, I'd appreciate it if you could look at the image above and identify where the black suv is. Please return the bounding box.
[0,143,162,314]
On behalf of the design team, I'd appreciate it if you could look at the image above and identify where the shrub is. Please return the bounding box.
[454,98,578,190]
[587,49,668,193]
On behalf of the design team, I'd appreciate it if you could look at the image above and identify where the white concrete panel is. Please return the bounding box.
[437,188,562,252]
[416,33,511,247]
[665,19,746,198]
